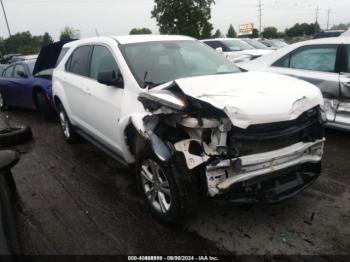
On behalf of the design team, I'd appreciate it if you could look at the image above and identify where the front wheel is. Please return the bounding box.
[57,104,78,143]
[136,150,200,224]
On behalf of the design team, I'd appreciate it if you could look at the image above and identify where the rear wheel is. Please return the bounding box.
[35,91,54,120]
[57,104,78,143]
[0,92,6,111]
[136,150,200,224]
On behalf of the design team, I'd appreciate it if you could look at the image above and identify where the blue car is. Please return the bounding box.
[0,40,74,118]
[0,60,54,116]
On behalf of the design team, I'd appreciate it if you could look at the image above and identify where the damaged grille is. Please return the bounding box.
[228,107,323,157]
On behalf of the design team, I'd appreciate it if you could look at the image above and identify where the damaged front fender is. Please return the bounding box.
[130,114,174,161]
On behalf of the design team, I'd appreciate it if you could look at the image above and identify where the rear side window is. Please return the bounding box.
[3,66,14,78]
[273,45,338,73]
[56,47,69,67]
[66,45,92,77]
[90,45,120,80]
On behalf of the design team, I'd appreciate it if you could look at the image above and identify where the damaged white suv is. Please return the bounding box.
[53,35,326,224]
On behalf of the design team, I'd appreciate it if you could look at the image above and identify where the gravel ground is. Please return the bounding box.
[1,109,349,255]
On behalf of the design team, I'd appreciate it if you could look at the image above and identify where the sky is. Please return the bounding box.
[0,0,349,40]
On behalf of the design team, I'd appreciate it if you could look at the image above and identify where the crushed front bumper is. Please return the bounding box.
[175,139,324,197]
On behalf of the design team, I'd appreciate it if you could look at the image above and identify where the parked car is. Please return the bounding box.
[0,40,73,118]
[0,54,23,64]
[240,38,272,50]
[258,39,288,50]
[314,30,345,39]
[240,37,350,131]
[201,38,273,63]
[53,35,325,224]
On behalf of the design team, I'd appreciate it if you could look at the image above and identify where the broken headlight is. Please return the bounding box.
[138,90,187,111]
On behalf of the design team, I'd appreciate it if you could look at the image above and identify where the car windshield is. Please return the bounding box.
[271,40,288,48]
[243,39,269,49]
[26,61,36,74]
[121,40,241,88]
[221,39,255,51]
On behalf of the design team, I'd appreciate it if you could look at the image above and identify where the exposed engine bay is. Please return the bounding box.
[132,81,326,201]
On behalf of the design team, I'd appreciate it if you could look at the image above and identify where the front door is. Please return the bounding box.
[81,44,124,154]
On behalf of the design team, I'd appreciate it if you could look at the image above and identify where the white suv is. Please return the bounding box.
[53,35,325,224]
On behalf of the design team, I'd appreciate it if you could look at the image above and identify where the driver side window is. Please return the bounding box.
[14,64,26,79]
[90,45,120,81]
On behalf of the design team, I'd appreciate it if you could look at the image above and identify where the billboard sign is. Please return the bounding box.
[239,23,254,36]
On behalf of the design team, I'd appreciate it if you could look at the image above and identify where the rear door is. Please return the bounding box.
[62,45,93,128]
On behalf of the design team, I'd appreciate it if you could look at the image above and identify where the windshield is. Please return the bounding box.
[121,40,241,88]
[221,39,255,51]
[242,39,269,49]
[271,40,288,48]
[26,61,36,74]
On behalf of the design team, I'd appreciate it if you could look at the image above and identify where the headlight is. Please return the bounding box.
[138,90,187,111]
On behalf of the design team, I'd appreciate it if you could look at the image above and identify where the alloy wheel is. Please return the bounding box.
[59,111,70,138]
[141,159,172,214]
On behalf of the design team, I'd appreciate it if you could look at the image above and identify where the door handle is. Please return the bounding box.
[343,82,350,88]
[84,88,91,95]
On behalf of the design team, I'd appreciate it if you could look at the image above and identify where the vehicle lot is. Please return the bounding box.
[1,109,350,255]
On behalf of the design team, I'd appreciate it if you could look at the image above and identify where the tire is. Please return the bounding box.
[0,92,6,111]
[35,91,54,120]
[136,149,200,225]
[57,104,78,143]
[0,172,21,255]
[0,125,33,147]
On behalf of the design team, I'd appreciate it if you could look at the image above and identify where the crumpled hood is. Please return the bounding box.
[156,71,323,129]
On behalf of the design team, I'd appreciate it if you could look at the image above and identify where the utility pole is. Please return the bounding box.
[326,8,331,30]
[0,0,11,37]
[315,6,320,35]
[258,0,263,36]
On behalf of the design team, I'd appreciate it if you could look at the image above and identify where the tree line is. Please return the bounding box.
[1,0,349,56]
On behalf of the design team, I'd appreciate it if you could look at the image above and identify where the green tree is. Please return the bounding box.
[252,28,259,38]
[151,0,215,39]
[213,29,223,38]
[285,22,320,37]
[330,23,350,31]
[42,32,53,47]
[262,26,278,39]
[129,27,152,35]
[60,26,80,41]
[226,24,236,38]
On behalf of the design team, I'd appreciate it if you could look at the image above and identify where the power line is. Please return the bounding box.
[327,8,331,30]
[258,0,263,35]
[0,0,11,37]
[315,6,319,35]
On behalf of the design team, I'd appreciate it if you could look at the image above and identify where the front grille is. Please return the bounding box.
[227,107,323,157]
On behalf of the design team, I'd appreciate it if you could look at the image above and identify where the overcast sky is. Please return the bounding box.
[0,0,349,40]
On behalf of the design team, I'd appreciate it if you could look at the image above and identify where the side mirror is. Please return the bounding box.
[215,47,223,53]
[17,71,27,78]
[97,70,124,88]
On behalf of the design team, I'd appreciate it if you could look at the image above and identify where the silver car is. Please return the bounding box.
[240,37,350,131]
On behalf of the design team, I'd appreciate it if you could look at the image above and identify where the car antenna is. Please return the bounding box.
[95,28,99,37]
[143,71,149,89]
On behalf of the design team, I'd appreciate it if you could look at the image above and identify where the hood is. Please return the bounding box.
[154,71,323,129]
[33,40,76,75]
[241,49,273,56]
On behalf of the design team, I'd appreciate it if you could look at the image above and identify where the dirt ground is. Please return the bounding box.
[1,109,349,255]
